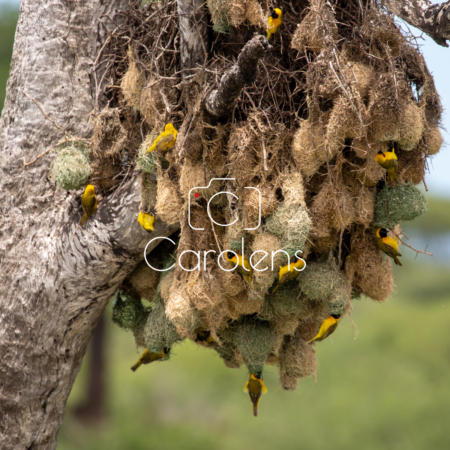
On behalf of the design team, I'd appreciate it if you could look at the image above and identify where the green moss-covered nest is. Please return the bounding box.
[112,290,150,332]
[227,317,276,373]
[207,0,231,33]
[297,261,347,314]
[264,204,312,257]
[136,130,159,173]
[52,141,91,190]
[374,183,427,228]
[143,291,181,353]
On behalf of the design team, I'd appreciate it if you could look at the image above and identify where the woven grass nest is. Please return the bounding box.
[99,0,441,394]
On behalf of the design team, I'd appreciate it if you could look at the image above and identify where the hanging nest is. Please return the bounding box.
[374,183,427,228]
[104,0,440,397]
[52,140,90,191]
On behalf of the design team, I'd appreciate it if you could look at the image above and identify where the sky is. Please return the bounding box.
[0,0,449,196]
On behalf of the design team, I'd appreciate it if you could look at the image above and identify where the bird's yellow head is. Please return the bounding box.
[85,184,96,195]
[270,7,282,19]
[165,123,176,133]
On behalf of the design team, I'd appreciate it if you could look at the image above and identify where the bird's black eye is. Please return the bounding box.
[331,314,341,319]
[271,10,279,18]
[227,251,235,259]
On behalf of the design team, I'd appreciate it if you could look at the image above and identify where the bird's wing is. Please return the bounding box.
[155,133,174,151]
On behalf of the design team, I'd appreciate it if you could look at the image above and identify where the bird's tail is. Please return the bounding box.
[253,405,258,417]
[387,168,397,182]
[394,256,402,266]
[131,360,142,372]
[79,214,88,227]
[266,31,271,40]
[272,284,279,294]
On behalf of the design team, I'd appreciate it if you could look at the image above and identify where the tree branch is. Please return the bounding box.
[381,0,450,47]
[177,0,209,77]
[204,35,269,118]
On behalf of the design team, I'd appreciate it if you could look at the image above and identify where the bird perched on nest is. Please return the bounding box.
[375,146,398,182]
[376,227,402,266]
[244,372,267,417]
[146,123,177,153]
[225,251,253,286]
[131,348,169,372]
[80,184,97,226]
[195,329,216,345]
[308,314,341,343]
[272,256,306,293]
[137,210,155,232]
[267,7,283,40]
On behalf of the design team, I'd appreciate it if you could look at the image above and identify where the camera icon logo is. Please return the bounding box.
[188,178,261,231]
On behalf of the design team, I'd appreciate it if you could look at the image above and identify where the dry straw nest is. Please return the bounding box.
[105,0,440,391]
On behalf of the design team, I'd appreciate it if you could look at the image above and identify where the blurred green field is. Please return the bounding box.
[59,202,450,450]
[59,271,450,450]
[0,6,17,112]
[1,6,449,449]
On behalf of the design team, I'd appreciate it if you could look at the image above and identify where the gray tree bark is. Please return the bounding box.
[204,35,269,118]
[381,0,450,47]
[177,0,209,78]
[0,0,177,449]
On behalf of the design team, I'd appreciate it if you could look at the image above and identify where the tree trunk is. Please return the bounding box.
[0,1,177,448]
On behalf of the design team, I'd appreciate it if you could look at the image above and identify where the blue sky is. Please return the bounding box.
[1,0,449,196]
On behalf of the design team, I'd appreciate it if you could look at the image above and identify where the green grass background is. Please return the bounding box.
[1,6,450,449]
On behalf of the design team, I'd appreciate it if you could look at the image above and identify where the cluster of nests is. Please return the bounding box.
[52,0,442,393]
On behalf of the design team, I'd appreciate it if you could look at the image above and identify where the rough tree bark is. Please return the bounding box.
[0,0,177,449]
[177,0,209,78]
[205,35,269,118]
[382,0,450,46]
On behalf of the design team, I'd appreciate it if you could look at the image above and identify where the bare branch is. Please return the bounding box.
[381,0,450,47]
[205,35,269,118]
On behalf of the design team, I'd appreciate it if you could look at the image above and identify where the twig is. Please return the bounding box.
[22,89,65,131]
[23,138,83,167]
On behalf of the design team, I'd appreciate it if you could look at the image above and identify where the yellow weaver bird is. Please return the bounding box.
[146,123,177,153]
[308,314,341,343]
[272,256,305,293]
[267,7,283,40]
[80,184,97,226]
[375,146,398,182]
[131,348,168,372]
[225,251,253,286]
[376,227,402,266]
[244,372,267,417]
[195,330,216,345]
[137,210,155,232]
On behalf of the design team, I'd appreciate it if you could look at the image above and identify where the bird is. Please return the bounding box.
[146,123,178,153]
[80,184,97,226]
[308,314,341,343]
[267,8,283,40]
[137,210,155,232]
[272,256,306,293]
[131,348,168,372]
[375,146,398,182]
[244,372,267,417]
[376,227,402,266]
[195,330,216,345]
[225,251,253,286]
